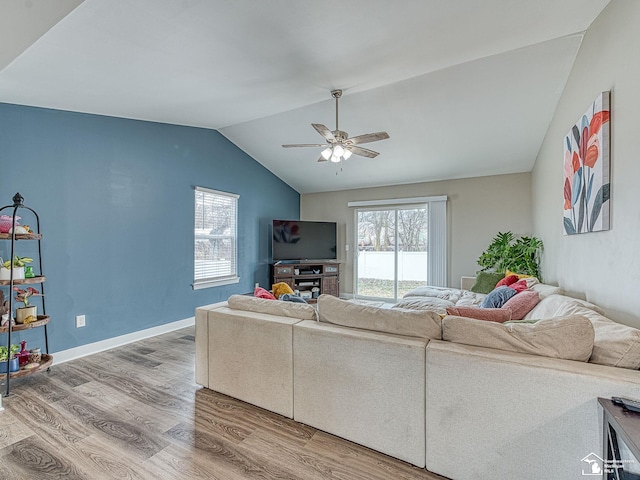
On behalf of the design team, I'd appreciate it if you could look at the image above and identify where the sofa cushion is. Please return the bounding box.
[393,296,455,315]
[228,294,317,320]
[318,294,442,340]
[480,286,517,308]
[470,272,505,294]
[442,315,594,361]
[403,285,463,304]
[530,283,563,298]
[254,286,276,300]
[446,306,511,323]
[543,300,640,369]
[496,274,519,287]
[502,291,541,320]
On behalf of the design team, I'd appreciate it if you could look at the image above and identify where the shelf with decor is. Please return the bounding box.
[0,276,46,286]
[0,193,51,396]
[271,261,340,303]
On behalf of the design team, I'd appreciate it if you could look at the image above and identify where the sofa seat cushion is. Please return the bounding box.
[228,294,317,320]
[442,314,595,361]
[318,294,442,340]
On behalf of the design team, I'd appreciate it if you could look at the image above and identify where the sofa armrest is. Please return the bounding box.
[425,340,640,480]
[460,276,476,291]
[195,301,228,387]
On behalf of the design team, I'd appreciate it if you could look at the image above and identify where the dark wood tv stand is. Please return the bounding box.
[270,261,340,302]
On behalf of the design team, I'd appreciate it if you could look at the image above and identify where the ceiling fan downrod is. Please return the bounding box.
[331,89,342,132]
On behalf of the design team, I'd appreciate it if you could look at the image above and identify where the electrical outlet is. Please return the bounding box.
[75,314,86,328]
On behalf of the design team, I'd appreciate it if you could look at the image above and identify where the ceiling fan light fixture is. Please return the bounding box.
[333,145,345,157]
[321,147,332,160]
[330,152,341,163]
[342,149,352,160]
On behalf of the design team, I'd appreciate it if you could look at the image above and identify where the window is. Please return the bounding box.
[348,196,447,301]
[193,186,239,289]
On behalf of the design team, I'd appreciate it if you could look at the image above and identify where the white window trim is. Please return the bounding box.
[193,186,240,290]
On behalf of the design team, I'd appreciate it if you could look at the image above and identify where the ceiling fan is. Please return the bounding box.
[282,89,390,163]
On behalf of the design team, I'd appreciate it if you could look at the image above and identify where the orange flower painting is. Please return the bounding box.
[563,92,610,235]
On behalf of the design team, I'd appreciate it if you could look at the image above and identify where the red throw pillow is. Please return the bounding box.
[254,286,276,300]
[501,291,540,320]
[508,279,529,293]
[446,306,512,323]
[496,274,519,288]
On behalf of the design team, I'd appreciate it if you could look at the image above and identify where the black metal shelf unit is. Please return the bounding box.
[0,193,50,396]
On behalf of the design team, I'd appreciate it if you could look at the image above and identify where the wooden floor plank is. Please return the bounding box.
[0,326,447,479]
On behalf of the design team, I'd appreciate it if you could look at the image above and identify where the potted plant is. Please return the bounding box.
[13,286,41,324]
[0,344,20,373]
[477,231,544,279]
[0,255,33,281]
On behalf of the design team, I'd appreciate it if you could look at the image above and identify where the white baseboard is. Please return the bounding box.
[52,316,195,365]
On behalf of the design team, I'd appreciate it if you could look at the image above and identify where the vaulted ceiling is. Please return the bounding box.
[0,0,610,193]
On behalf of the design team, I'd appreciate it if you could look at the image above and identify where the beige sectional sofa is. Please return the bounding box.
[195,286,640,480]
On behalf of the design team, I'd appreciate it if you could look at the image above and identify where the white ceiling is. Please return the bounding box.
[0,0,610,193]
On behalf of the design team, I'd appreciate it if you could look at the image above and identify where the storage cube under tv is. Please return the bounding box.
[271,262,340,301]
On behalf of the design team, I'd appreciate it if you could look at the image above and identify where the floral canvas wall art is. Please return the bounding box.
[563,91,610,235]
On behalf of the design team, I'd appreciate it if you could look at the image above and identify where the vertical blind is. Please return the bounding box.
[193,186,240,289]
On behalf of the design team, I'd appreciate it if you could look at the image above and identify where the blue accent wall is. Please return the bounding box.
[0,103,300,352]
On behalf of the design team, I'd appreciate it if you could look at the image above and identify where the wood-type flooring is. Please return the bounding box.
[0,327,446,479]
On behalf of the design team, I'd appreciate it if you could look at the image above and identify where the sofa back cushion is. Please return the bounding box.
[542,299,640,369]
[442,315,594,362]
[227,295,317,320]
[318,294,442,340]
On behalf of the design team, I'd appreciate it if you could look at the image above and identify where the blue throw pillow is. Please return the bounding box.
[279,293,308,304]
[481,286,517,308]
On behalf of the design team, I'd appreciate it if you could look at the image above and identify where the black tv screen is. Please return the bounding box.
[272,220,337,261]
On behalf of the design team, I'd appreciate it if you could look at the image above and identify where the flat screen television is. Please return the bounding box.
[272,220,337,262]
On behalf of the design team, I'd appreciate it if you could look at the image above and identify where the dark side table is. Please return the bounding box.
[598,397,640,479]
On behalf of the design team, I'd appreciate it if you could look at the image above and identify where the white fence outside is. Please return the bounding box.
[357,251,428,282]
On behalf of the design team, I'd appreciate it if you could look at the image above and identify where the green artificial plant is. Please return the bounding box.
[477,231,544,279]
[0,344,20,362]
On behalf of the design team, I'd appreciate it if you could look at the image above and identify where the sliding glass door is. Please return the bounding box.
[355,206,428,301]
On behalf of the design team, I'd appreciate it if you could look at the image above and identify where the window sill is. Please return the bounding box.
[192,276,240,290]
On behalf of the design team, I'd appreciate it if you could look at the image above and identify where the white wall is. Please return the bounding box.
[532,1,640,327]
[301,173,532,294]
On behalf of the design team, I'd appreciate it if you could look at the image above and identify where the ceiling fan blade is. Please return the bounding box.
[312,123,336,143]
[349,146,379,158]
[282,143,327,148]
[347,131,390,145]
[317,156,328,163]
